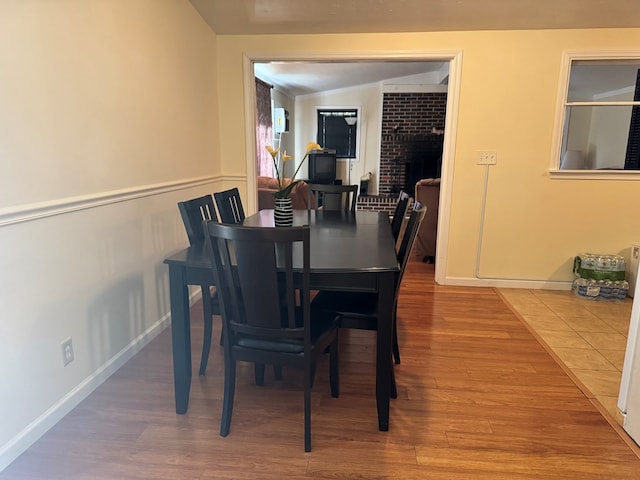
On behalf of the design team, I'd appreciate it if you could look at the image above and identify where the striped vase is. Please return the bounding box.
[274,197,293,227]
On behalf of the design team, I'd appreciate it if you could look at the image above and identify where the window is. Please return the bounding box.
[553,53,640,174]
[316,109,358,159]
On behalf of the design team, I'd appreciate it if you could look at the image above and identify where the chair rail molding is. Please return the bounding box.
[0,175,218,227]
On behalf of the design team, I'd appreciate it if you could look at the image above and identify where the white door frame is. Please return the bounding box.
[242,50,463,285]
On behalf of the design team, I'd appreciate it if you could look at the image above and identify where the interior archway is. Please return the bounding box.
[242,51,463,285]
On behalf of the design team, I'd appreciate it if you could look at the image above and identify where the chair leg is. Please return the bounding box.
[253,364,280,383]
[329,337,339,398]
[254,363,266,386]
[220,357,236,437]
[392,321,401,365]
[390,359,397,399]
[309,362,317,389]
[304,364,312,452]
[392,305,401,365]
[199,286,213,376]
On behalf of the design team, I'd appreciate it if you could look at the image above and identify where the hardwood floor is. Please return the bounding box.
[3,260,640,479]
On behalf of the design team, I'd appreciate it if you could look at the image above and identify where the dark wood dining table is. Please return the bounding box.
[163,209,400,431]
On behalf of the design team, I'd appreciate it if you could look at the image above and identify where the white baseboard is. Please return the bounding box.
[444,276,572,290]
[0,291,201,473]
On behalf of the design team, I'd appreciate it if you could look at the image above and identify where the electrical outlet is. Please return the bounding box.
[61,338,74,366]
[477,150,497,165]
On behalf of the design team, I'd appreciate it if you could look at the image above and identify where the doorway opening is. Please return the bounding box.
[243,52,463,285]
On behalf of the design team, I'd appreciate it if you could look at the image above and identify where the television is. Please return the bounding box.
[307,149,337,184]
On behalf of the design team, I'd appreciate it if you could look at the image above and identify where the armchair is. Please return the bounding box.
[414,178,440,262]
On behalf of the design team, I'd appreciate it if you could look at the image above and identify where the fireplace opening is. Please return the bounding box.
[391,135,443,194]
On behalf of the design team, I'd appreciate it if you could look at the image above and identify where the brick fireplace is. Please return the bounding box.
[359,91,447,214]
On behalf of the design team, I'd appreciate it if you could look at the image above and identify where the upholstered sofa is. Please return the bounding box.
[257,176,314,211]
[414,178,440,262]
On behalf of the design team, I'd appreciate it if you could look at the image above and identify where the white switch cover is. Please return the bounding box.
[477,150,497,165]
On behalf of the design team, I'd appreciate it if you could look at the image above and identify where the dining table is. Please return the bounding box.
[163,208,400,431]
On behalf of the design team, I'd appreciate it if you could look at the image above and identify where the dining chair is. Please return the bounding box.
[204,222,340,452]
[310,202,427,366]
[177,194,220,376]
[307,183,358,212]
[214,187,246,224]
[390,191,410,243]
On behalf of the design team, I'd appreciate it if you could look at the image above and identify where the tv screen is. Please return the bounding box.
[308,150,336,184]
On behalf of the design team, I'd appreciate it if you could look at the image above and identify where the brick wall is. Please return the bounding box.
[357,194,397,215]
[357,91,446,214]
[378,92,447,197]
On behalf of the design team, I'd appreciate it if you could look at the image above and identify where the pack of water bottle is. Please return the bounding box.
[572,277,629,300]
[572,253,629,300]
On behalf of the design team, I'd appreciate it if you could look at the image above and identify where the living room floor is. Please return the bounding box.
[498,287,633,426]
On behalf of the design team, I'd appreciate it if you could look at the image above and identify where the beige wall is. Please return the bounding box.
[0,0,219,469]
[0,0,220,208]
[216,29,640,285]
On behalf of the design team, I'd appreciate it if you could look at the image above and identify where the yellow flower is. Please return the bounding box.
[265,142,322,198]
[282,151,294,162]
[266,146,281,159]
[306,142,322,153]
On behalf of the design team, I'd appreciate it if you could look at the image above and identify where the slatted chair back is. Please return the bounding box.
[214,187,246,224]
[390,191,410,243]
[178,194,218,245]
[396,202,427,295]
[306,183,358,212]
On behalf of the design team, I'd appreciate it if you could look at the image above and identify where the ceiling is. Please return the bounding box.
[189,0,640,35]
[189,0,640,96]
[253,61,448,96]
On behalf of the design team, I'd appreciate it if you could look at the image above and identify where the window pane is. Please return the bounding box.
[568,62,640,102]
[562,105,633,169]
[317,109,357,158]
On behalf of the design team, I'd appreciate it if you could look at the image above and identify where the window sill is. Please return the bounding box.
[549,169,640,180]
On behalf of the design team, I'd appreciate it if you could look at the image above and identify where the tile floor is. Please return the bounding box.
[498,287,633,425]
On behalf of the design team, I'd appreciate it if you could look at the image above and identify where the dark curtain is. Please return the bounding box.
[624,69,640,170]
[255,78,274,177]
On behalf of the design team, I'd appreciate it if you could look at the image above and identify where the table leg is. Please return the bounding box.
[169,264,192,414]
[376,270,395,431]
